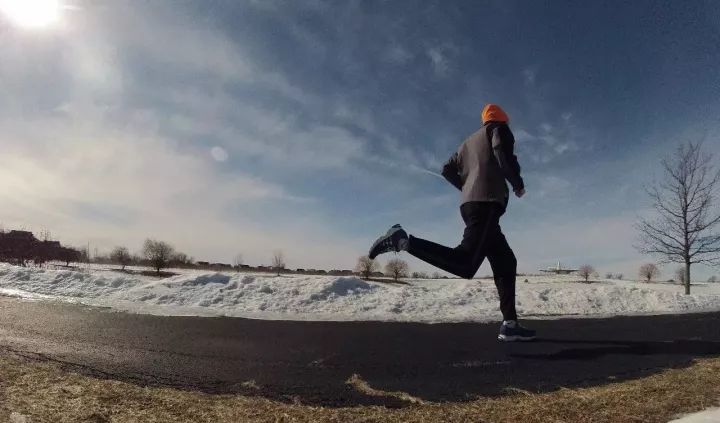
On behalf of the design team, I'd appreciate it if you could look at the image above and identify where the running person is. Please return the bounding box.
[368,104,536,341]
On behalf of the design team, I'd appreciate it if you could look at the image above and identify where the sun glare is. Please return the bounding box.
[0,0,60,29]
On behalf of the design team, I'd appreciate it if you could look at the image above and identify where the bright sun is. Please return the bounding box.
[0,0,60,29]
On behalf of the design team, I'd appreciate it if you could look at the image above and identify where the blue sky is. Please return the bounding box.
[1,0,719,278]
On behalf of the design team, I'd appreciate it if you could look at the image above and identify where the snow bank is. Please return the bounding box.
[668,407,720,423]
[1,263,720,322]
[0,265,144,299]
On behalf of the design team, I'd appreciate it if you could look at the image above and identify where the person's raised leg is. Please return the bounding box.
[406,202,497,279]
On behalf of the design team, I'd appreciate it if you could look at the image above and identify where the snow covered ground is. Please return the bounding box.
[1,263,720,322]
[669,407,720,423]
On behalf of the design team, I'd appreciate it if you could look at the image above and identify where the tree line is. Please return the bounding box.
[96,242,289,275]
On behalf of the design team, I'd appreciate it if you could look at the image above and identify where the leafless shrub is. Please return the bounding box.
[142,239,175,274]
[78,247,90,264]
[110,246,132,270]
[233,254,243,272]
[675,267,687,285]
[385,259,409,282]
[38,228,51,242]
[639,263,660,283]
[54,247,79,266]
[171,252,194,267]
[578,265,595,282]
[272,250,286,276]
[355,256,379,280]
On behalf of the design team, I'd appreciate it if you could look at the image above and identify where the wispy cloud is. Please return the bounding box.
[426,46,451,76]
[513,112,583,164]
[386,43,413,65]
[523,68,536,86]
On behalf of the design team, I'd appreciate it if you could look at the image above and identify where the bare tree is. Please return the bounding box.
[233,254,244,272]
[142,239,175,274]
[59,247,80,267]
[271,250,285,276]
[639,263,660,283]
[432,272,442,279]
[78,246,90,264]
[171,252,193,267]
[674,267,686,285]
[38,228,51,242]
[412,271,429,279]
[605,272,613,279]
[385,258,409,282]
[708,275,718,283]
[355,255,379,280]
[635,142,720,294]
[110,246,132,270]
[578,265,595,283]
[615,273,624,280]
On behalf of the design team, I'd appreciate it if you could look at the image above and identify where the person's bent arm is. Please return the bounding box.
[491,125,525,195]
[441,152,463,191]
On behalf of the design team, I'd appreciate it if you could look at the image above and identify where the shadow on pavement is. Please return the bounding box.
[323,338,720,407]
[514,338,720,360]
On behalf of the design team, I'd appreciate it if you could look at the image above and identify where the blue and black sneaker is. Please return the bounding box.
[368,224,409,259]
[498,321,536,342]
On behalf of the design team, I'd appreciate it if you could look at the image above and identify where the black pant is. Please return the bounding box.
[407,201,518,321]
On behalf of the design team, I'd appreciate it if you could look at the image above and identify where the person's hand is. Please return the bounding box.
[514,188,526,198]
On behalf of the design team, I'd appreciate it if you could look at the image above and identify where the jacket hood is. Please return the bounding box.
[481,104,509,124]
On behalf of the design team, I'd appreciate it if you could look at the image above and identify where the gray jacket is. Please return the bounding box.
[441,122,524,207]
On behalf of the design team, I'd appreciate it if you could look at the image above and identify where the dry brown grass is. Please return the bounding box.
[1,352,719,423]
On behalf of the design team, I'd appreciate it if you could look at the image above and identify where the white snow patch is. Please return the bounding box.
[9,412,29,423]
[669,407,720,423]
[1,263,720,322]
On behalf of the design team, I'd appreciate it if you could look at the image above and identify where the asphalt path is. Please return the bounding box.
[1,297,719,407]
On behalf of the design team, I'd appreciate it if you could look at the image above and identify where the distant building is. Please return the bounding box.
[6,230,35,240]
[0,229,78,265]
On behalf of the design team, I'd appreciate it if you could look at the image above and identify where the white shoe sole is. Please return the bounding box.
[498,334,536,342]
